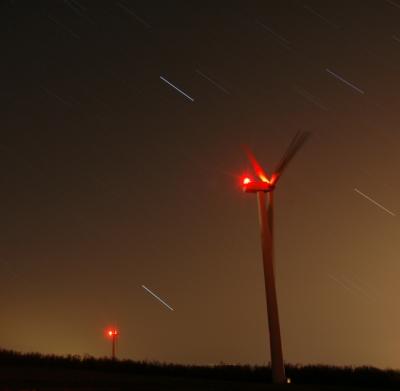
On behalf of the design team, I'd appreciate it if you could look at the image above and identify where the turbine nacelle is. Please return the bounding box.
[106,328,119,338]
[242,177,275,193]
[242,131,310,192]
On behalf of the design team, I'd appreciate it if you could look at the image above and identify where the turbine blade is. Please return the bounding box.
[272,131,310,184]
[243,145,270,183]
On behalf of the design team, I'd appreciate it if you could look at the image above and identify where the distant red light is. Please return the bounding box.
[106,328,119,338]
[243,177,251,185]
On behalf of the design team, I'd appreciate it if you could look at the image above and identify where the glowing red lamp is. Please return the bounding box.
[107,329,118,337]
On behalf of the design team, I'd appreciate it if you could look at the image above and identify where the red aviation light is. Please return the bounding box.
[243,177,251,185]
[106,328,119,338]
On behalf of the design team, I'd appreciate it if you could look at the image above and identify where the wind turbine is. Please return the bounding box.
[241,131,310,384]
[106,327,119,360]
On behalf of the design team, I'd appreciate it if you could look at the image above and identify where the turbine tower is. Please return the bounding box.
[241,131,310,384]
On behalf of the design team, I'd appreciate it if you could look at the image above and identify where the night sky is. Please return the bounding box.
[2,0,400,369]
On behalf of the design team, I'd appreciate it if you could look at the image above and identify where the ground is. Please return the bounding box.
[0,366,385,391]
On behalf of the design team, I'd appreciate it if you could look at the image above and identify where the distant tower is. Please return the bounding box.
[106,328,119,360]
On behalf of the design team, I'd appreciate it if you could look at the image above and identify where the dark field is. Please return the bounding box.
[0,350,399,390]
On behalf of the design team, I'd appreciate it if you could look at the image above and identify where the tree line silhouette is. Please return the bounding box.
[0,349,399,388]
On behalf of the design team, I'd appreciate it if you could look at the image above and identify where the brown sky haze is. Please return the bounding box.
[1,0,400,369]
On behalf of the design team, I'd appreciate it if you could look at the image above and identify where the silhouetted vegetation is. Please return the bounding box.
[0,349,400,389]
